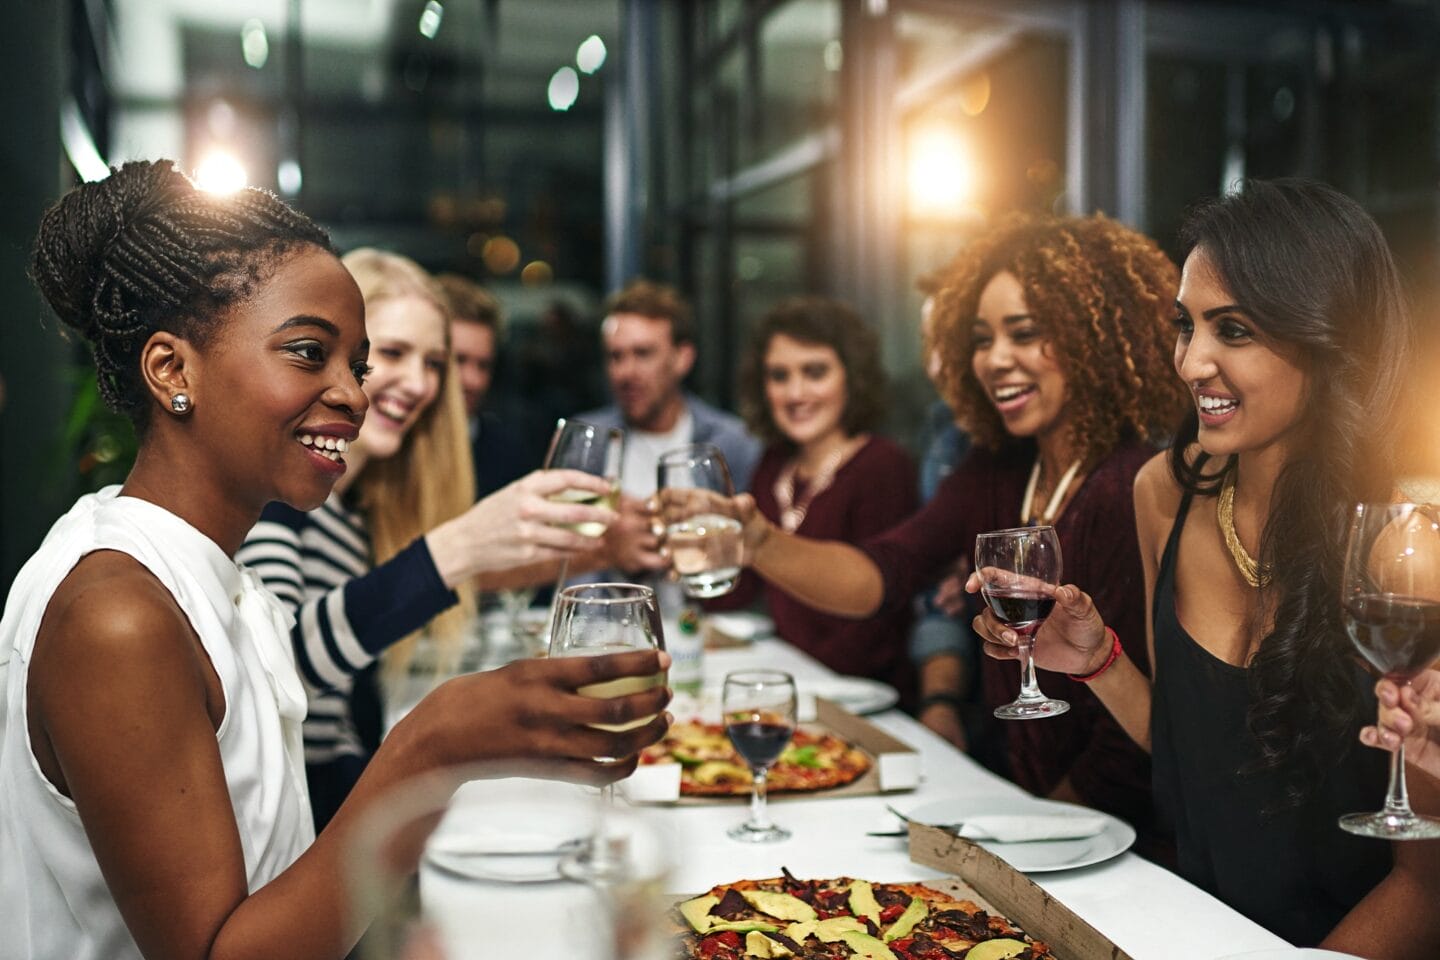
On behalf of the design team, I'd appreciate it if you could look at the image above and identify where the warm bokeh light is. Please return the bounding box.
[576,35,606,74]
[548,67,579,111]
[906,126,979,218]
[194,150,247,194]
[960,73,992,117]
[482,236,521,274]
[520,260,554,286]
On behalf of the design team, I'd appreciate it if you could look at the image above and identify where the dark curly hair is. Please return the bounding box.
[31,159,332,427]
[738,296,888,448]
[929,213,1188,468]
[1168,178,1414,806]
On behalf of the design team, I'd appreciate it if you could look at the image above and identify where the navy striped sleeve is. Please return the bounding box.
[341,536,457,655]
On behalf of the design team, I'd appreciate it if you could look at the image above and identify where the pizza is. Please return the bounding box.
[674,872,1057,960]
[639,720,870,796]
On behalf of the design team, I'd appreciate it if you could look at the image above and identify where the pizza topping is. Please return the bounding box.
[744,931,794,958]
[713,888,752,921]
[931,910,997,944]
[694,761,752,786]
[839,930,900,960]
[781,744,825,768]
[848,880,883,925]
[740,889,818,923]
[698,930,743,960]
[681,894,722,933]
[962,938,1030,960]
[812,916,868,942]
[873,886,912,909]
[882,898,929,942]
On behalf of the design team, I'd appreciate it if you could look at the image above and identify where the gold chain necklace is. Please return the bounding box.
[774,444,851,533]
[1217,470,1269,588]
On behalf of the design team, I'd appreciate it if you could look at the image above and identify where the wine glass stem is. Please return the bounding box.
[749,767,772,829]
[1017,639,1045,702]
[1383,742,1414,818]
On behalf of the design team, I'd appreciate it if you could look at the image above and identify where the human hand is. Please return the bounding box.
[1360,669,1440,781]
[729,493,775,566]
[966,573,1109,675]
[602,495,666,574]
[428,469,617,586]
[421,649,674,786]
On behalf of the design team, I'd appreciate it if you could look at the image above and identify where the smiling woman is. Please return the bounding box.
[0,160,672,960]
[725,216,1186,852]
[713,297,917,702]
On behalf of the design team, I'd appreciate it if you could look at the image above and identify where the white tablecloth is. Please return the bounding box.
[388,636,1292,959]
[652,639,1291,960]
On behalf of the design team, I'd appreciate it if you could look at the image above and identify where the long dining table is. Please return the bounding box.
[651,637,1294,960]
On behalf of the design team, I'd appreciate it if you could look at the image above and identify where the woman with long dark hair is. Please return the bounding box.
[978,179,1440,953]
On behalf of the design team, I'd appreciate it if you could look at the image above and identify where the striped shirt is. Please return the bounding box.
[237,494,456,765]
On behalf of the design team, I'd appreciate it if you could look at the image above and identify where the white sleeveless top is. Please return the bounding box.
[0,488,314,960]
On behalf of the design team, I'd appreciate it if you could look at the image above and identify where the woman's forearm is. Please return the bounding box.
[750,529,886,618]
[1085,652,1154,752]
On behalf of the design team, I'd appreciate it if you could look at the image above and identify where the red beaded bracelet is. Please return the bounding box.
[1068,627,1122,683]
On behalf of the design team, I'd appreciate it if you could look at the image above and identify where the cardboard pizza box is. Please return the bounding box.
[908,824,1135,960]
[622,697,920,804]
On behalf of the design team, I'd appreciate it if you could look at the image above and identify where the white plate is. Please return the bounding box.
[903,796,1135,873]
[805,676,901,715]
[704,611,775,644]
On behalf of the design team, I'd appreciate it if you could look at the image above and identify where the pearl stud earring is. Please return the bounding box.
[170,393,191,414]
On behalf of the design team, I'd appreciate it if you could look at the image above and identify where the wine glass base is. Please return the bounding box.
[727,822,791,844]
[994,698,1070,720]
[1338,810,1440,840]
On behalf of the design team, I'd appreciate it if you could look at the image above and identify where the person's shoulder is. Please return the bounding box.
[685,394,747,433]
[38,551,199,669]
[1132,449,1185,540]
[856,434,914,469]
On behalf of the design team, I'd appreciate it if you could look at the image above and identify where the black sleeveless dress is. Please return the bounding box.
[1150,492,1390,946]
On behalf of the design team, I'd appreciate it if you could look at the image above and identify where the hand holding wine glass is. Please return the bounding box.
[544,419,624,538]
[548,583,669,879]
[656,444,743,598]
[722,670,797,843]
[1339,502,1440,839]
[1362,668,1440,782]
[973,526,1070,719]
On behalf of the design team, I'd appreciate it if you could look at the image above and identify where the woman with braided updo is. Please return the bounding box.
[727,214,1186,848]
[0,161,670,960]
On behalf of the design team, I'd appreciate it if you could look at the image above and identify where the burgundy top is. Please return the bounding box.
[863,440,1156,833]
[716,436,918,704]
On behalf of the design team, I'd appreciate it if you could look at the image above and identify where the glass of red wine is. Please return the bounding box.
[722,670,797,843]
[976,525,1070,720]
[1339,501,1440,839]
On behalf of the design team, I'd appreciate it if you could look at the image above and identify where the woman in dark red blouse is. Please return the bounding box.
[712,296,918,703]
[731,214,1188,843]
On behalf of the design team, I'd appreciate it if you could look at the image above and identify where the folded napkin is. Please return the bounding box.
[955,814,1106,843]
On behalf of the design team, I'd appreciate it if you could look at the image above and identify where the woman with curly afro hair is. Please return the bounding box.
[731,213,1186,848]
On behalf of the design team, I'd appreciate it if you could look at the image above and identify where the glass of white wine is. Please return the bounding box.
[543,418,623,538]
[657,444,743,598]
[548,582,666,881]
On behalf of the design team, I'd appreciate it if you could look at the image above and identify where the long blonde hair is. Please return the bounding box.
[341,247,477,684]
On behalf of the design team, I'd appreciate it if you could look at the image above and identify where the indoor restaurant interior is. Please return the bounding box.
[5,2,1440,960]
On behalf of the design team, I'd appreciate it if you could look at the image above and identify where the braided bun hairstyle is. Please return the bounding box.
[31,159,332,425]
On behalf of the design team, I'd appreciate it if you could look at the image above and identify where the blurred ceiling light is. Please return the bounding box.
[906,126,978,218]
[418,1,444,39]
[576,35,607,74]
[521,260,554,286]
[548,66,580,111]
[959,73,992,117]
[60,98,109,182]
[241,19,269,69]
[277,159,303,196]
[482,236,521,275]
[823,40,843,72]
[195,151,247,194]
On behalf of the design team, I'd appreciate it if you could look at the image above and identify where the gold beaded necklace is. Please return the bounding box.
[1217,470,1269,588]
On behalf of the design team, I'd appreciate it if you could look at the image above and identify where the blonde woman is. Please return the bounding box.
[237,248,614,827]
